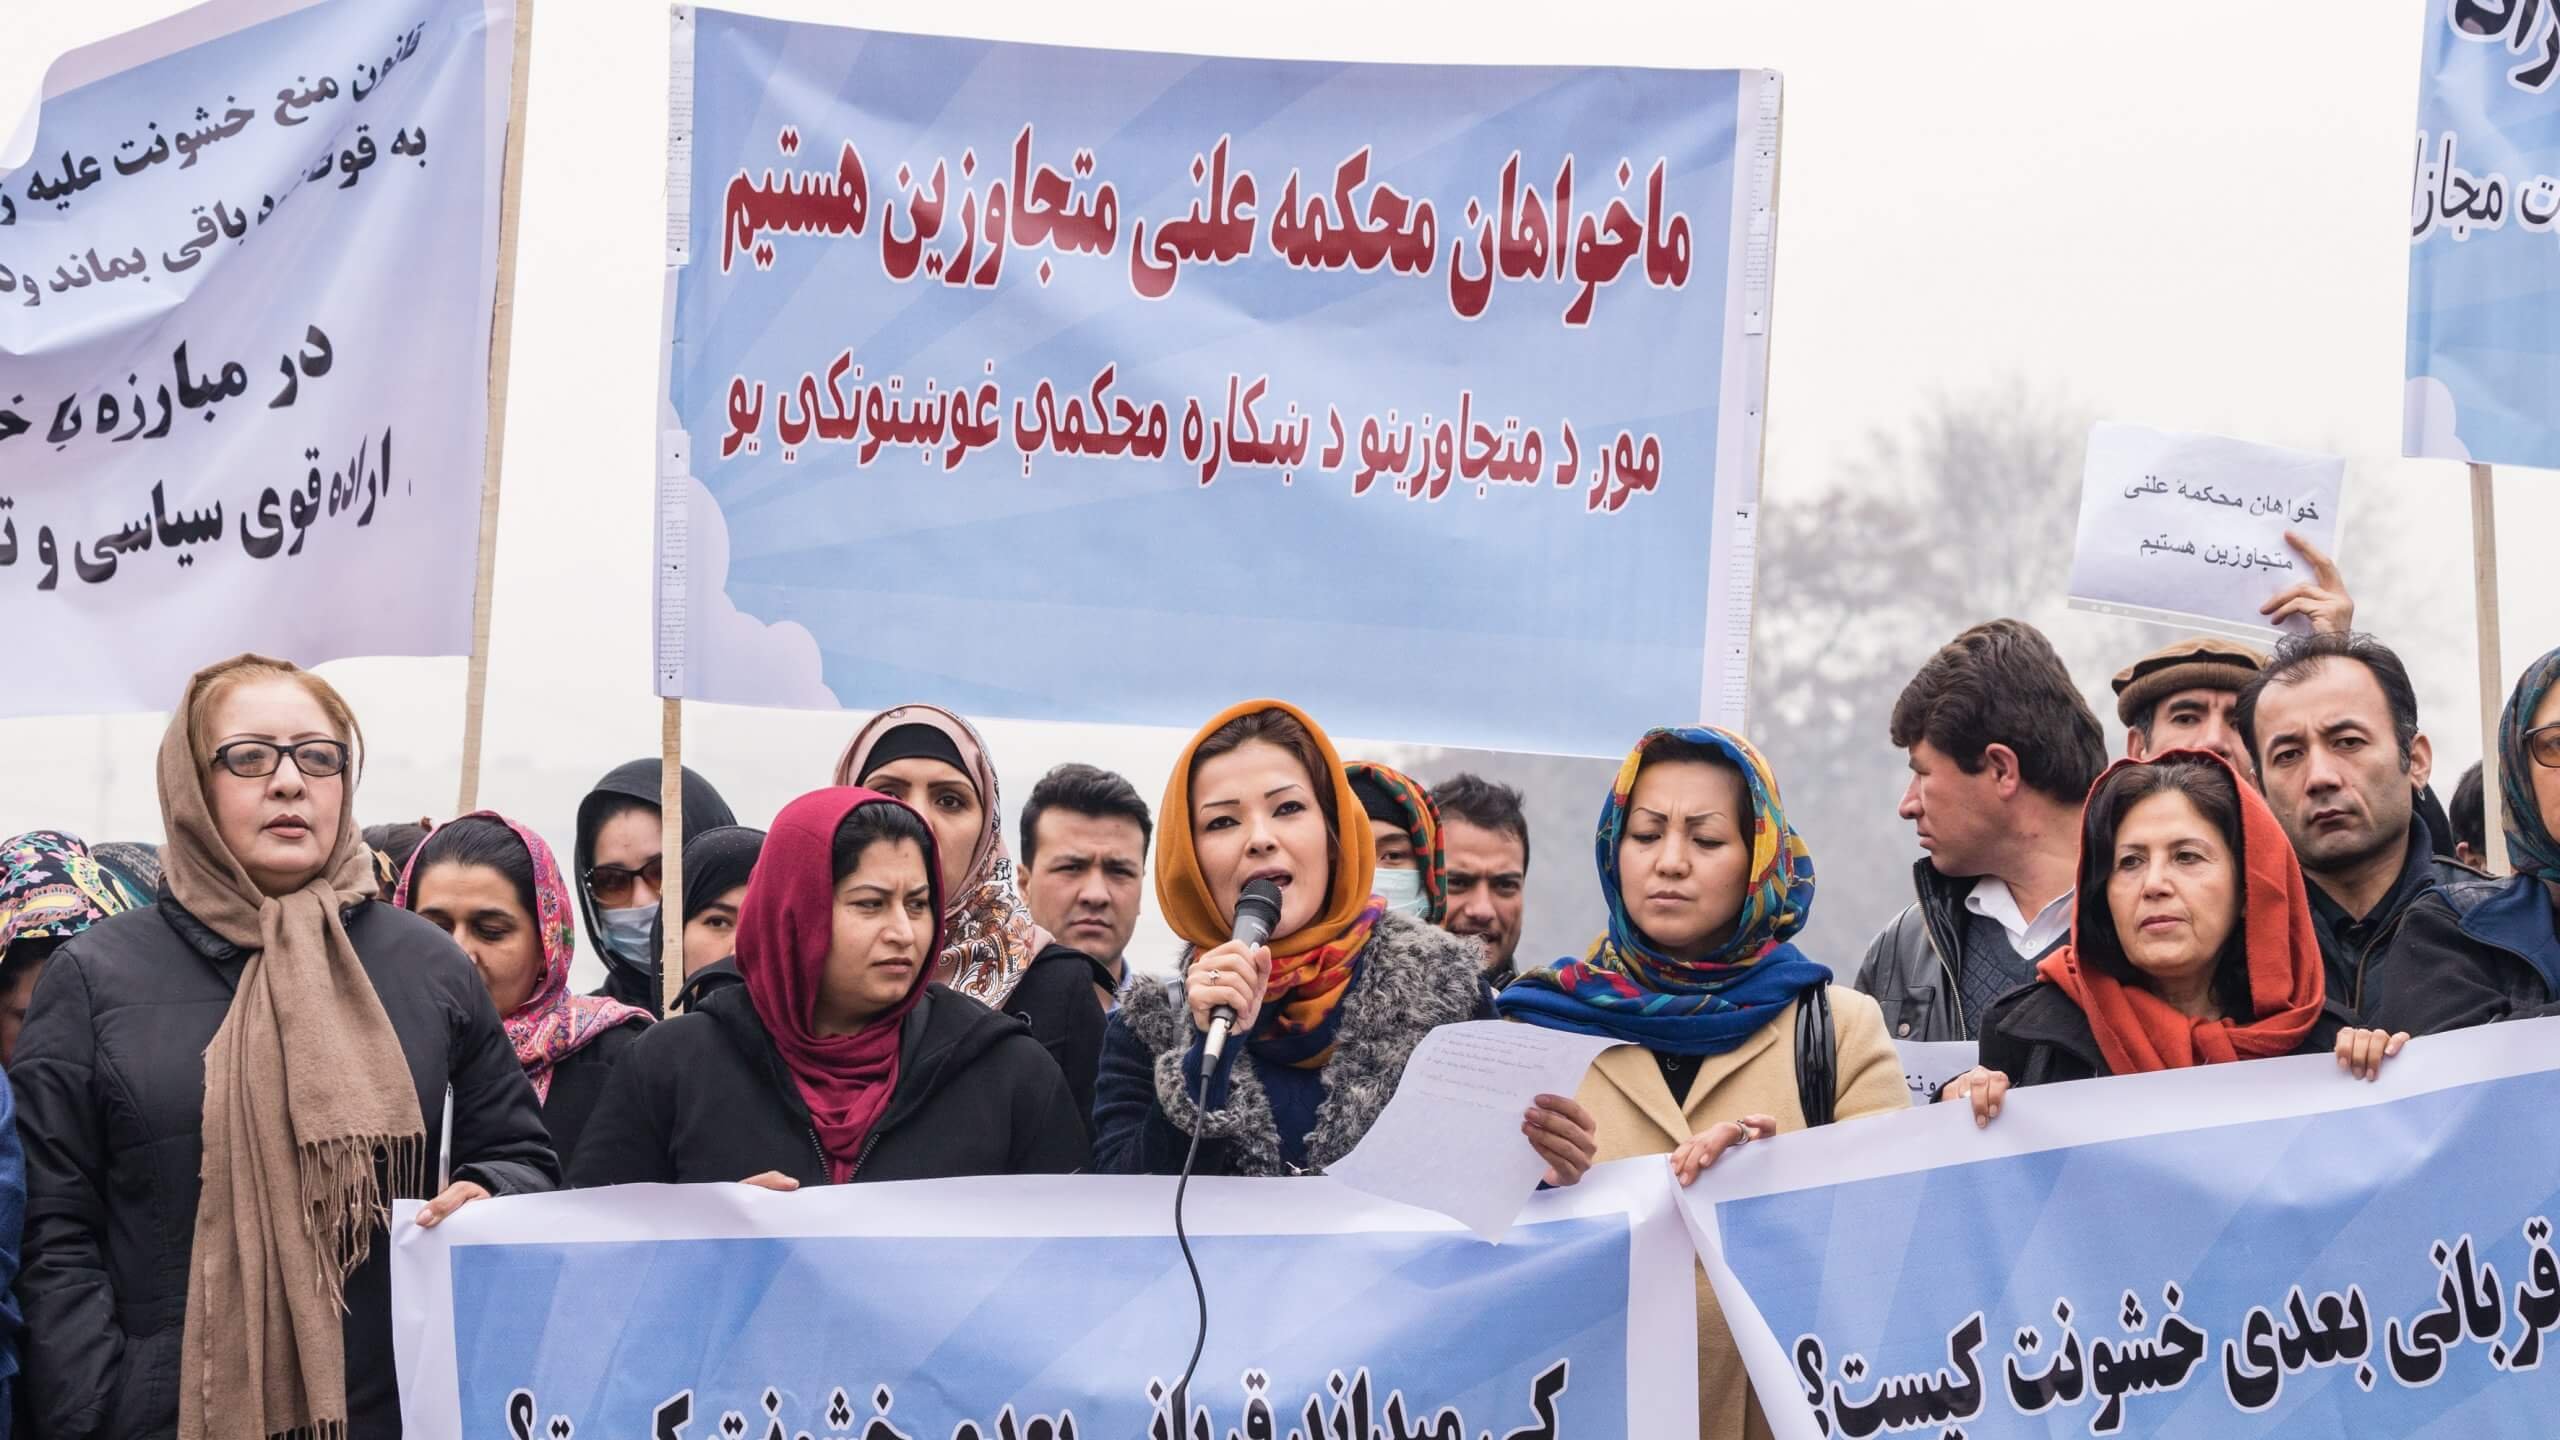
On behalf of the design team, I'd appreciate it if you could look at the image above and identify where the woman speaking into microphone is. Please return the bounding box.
[1091,699,1595,1180]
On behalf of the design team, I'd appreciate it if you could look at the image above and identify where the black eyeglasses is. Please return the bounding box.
[584,856,663,905]
[209,739,351,779]
[2527,723,2560,771]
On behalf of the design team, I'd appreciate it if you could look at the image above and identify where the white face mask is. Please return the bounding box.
[1372,865,1430,919]
[598,904,660,966]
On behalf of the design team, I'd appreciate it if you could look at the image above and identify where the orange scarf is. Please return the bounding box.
[1156,699,1379,1066]
[2038,751,2325,1073]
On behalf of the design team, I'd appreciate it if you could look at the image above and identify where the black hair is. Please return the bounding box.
[1890,619,2109,805]
[406,817,540,921]
[1430,773,1532,870]
[1632,737,1753,828]
[833,801,937,886]
[586,793,659,840]
[1019,763,1154,866]
[1,934,62,995]
[2075,759,2255,1022]
[2233,631,2423,769]
[2450,761,2486,859]
[363,821,431,876]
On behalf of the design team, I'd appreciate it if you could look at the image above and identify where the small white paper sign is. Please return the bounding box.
[1325,1021,1618,1242]
[2066,422,2346,641]
[1894,1039,1979,1105]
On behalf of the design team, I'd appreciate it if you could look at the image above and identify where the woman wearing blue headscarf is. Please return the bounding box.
[2368,644,2560,1036]
[1498,726,1906,1440]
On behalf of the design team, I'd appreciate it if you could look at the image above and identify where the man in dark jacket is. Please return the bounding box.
[1855,620,2108,1043]
[14,895,556,1440]
[573,759,737,1016]
[2232,632,2482,1022]
[2363,876,2560,1036]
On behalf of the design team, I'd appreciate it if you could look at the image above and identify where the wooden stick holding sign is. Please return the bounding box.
[660,697,687,1015]
[454,0,537,814]
[2471,464,2509,876]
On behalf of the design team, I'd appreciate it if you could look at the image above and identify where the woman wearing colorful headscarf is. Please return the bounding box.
[1345,760,1445,922]
[2365,647,2560,1036]
[836,704,1108,1120]
[397,813,653,1166]
[1494,725,1904,1440]
[0,832,150,1070]
[13,655,556,1440]
[571,788,1087,1188]
[1093,700,1594,1180]
[1952,753,2407,1123]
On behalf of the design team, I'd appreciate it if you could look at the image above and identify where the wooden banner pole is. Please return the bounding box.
[2470,462,2509,875]
[659,697,687,1015]
[454,0,537,814]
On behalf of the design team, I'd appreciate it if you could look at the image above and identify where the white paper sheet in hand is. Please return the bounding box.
[2065,422,2346,642]
[1324,1021,1618,1242]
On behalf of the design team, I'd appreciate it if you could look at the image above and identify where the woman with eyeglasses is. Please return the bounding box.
[573,759,737,1015]
[13,655,557,1440]
[2366,644,2560,1036]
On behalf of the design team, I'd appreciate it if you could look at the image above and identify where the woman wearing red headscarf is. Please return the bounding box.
[570,789,1087,1187]
[1950,753,2408,1123]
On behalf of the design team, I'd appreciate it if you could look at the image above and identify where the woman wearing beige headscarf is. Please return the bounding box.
[13,655,557,1440]
[837,703,1110,1123]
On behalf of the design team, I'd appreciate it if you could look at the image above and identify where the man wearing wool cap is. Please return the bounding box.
[2113,637,2267,778]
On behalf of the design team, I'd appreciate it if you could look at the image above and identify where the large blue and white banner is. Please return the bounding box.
[1685,1018,2560,1439]
[392,1161,1698,1440]
[0,0,514,715]
[658,11,1777,754]
[2405,0,2560,470]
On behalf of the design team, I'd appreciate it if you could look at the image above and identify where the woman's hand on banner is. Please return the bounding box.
[2335,1027,2409,1082]
[1523,1093,1599,1187]
[740,1172,802,1192]
[1670,1114,1776,1186]
[1944,1067,2012,1129]
[414,1180,491,1228]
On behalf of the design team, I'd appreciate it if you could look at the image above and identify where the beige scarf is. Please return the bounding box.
[162,656,423,1440]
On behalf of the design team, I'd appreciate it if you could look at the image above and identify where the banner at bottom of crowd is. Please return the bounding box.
[393,1160,1697,1440]
[1682,1017,2560,1439]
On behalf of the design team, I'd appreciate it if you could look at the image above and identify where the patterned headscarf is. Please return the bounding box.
[1345,761,1447,923]
[396,811,650,1102]
[1158,700,1383,1069]
[2501,644,2560,882]
[835,703,1051,1004]
[0,831,149,952]
[1498,726,1831,1055]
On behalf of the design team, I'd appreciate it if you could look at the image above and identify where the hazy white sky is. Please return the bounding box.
[4,1,2555,982]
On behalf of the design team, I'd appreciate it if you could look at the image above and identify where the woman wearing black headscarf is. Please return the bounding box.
[666,825,768,1013]
[573,759,736,1015]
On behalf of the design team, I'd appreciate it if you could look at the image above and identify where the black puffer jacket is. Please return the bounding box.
[12,896,558,1440]
[568,980,1088,1187]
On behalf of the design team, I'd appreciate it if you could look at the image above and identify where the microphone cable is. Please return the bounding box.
[1170,1047,1213,1433]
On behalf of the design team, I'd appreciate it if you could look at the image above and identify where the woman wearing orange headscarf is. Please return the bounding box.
[1092,701,1595,1178]
[1951,753,2408,1122]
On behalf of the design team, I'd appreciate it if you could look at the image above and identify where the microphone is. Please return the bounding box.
[1203,878,1284,1065]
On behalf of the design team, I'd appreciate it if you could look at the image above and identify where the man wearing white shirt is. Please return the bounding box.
[1854,619,2108,1043]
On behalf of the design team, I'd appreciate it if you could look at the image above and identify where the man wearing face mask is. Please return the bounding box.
[1346,762,1446,923]
[573,759,739,1015]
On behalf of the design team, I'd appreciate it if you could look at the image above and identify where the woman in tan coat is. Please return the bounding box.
[1498,725,1906,1440]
